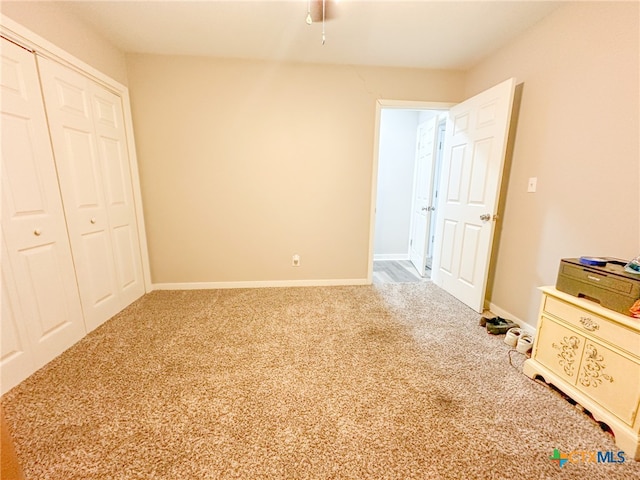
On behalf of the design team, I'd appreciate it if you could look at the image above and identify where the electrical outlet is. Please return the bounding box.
[292,254,300,267]
[527,177,537,193]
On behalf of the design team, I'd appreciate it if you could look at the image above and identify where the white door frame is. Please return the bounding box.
[367,99,454,283]
[0,14,152,293]
[427,118,447,261]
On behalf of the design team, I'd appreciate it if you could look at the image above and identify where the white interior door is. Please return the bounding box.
[409,118,437,276]
[38,56,144,332]
[1,39,86,392]
[431,78,516,312]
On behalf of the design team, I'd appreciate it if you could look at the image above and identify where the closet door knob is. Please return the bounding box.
[90,218,96,224]
[34,229,42,236]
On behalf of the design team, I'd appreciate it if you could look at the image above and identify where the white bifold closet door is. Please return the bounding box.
[1,39,85,392]
[37,56,145,333]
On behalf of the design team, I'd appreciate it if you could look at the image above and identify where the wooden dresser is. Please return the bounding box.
[523,287,640,460]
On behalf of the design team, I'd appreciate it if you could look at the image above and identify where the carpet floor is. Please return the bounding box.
[2,283,639,479]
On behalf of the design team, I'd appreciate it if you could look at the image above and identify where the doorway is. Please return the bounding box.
[370,103,451,283]
[368,79,518,311]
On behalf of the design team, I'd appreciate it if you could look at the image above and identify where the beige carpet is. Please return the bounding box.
[2,283,639,479]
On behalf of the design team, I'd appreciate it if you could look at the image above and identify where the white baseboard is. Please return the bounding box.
[487,302,537,336]
[152,278,370,291]
[373,254,410,261]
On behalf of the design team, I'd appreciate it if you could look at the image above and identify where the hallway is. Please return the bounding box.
[372,260,430,285]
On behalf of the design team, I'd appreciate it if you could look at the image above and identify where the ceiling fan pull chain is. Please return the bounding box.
[322,0,326,45]
[306,0,312,25]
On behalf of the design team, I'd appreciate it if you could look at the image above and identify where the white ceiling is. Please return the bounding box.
[59,0,564,70]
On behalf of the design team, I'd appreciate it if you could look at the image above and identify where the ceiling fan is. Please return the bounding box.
[306,0,339,24]
[305,0,340,44]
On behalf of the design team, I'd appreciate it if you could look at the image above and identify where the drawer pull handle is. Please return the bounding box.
[587,275,601,282]
[579,317,599,331]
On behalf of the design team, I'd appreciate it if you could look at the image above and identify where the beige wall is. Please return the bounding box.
[465,2,640,326]
[125,54,464,284]
[5,1,636,321]
[1,1,128,85]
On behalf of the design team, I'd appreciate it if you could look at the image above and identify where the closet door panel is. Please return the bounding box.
[1,39,85,393]
[1,241,34,394]
[38,55,144,330]
[91,85,144,305]
[63,128,104,206]
[63,125,117,315]
[37,56,121,331]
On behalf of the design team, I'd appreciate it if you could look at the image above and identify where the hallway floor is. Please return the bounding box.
[372,260,430,284]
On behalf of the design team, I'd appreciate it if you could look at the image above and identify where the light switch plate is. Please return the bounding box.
[527,177,537,193]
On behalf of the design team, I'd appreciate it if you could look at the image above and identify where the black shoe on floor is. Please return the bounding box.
[486,318,518,335]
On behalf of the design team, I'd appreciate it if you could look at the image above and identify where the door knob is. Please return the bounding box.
[421,207,428,211]
[479,214,491,221]
[427,206,436,212]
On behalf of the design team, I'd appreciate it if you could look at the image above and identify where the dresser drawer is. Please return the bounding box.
[543,295,640,357]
